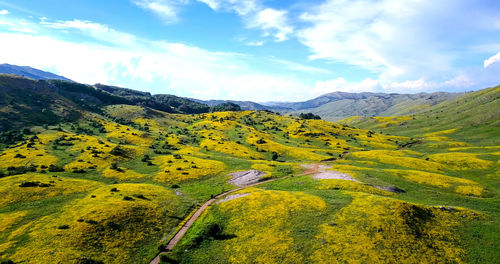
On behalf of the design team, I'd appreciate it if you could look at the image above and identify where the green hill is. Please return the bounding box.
[340,85,500,145]
[0,75,498,264]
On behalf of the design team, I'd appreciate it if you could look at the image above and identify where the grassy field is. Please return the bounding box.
[0,88,498,263]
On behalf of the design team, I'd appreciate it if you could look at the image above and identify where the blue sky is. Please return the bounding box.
[0,0,499,101]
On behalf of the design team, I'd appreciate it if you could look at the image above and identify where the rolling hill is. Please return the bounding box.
[0,69,498,264]
[266,91,462,121]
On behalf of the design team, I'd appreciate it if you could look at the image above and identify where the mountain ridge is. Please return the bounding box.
[0,63,72,82]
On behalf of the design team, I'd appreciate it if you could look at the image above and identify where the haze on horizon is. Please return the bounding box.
[0,0,499,102]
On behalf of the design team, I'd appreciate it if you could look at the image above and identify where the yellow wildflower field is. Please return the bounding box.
[0,173,102,207]
[311,192,478,264]
[7,184,182,264]
[153,155,226,182]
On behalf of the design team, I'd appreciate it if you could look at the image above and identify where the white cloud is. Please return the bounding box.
[484,52,500,68]
[248,8,293,42]
[0,30,312,101]
[297,0,483,81]
[198,0,293,42]
[312,74,481,96]
[133,0,188,23]
[197,0,258,15]
[313,78,379,96]
[0,9,8,15]
[40,19,137,46]
[246,40,263,46]
[270,58,330,74]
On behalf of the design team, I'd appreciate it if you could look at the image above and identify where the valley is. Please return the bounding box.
[0,75,498,263]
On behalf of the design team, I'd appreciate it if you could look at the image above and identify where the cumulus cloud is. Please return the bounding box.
[313,78,379,96]
[41,19,137,46]
[248,8,293,42]
[0,26,310,101]
[132,0,189,23]
[197,0,258,15]
[198,0,293,42]
[484,52,500,68]
[0,9,8,15]
[297,0,500,84]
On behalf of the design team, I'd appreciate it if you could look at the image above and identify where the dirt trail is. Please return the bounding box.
[149,178,275,264]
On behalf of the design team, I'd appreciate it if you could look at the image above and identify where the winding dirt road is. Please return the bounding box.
[149,177,276,264]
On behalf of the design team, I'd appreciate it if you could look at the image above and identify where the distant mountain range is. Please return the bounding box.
[267,91,462,121]
[0,64,463,121]
[0,64,72,82]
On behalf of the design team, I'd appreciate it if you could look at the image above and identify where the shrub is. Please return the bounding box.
[48,165,65,172]
[110,145,128,157]
[57,225,70,230]
[77,257,104,264]
[19,181,51,187]
[256,138,266,144]
[14,153,26,159]
[123,196,135,201]
[299,112,321,120]
[273,165,294,177]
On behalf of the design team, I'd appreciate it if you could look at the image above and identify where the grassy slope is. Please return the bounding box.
[0,86,498,263]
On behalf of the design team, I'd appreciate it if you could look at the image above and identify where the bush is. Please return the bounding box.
[7,165,36,175]
[110,145,128,157]
[273,165,294,177]
[299,112,321,120]
[159,253,179,264]
[19,181,51,188]
[14,153,26,159]
[256,138,266,144]
[77,257,103,264]
[48,164,65,172]
[57,225,70,230]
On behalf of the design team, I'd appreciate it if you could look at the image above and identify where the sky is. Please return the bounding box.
[0,0,499,102]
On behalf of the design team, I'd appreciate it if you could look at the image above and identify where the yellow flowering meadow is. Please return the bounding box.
[7,184,182,264]
[215,188,327,264]
[153,155,226,182]
[311,192,477,264]
[0,173,102,207]
[427,152,493,170]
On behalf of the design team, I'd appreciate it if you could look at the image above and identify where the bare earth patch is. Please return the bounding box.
[229,170,267,187]
[313,171,360,182]
[216,193,251,204]
[303,163,405,193]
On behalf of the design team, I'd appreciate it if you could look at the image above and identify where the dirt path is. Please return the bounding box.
[149,178,276,264]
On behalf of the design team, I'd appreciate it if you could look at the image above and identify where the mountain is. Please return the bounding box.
[0,74,211,132]
[340,85,500,145]
[0,65,461,121]
[266,91,462,121]
[192,99,291,111]
[0,63,72,81]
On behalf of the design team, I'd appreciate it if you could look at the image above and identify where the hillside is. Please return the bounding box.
[0,64,72,81]
[340,85,500,145]
[0,75,214,132]
[192,99,278,111]
[0,75,498,264]
[269,91,461,121]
